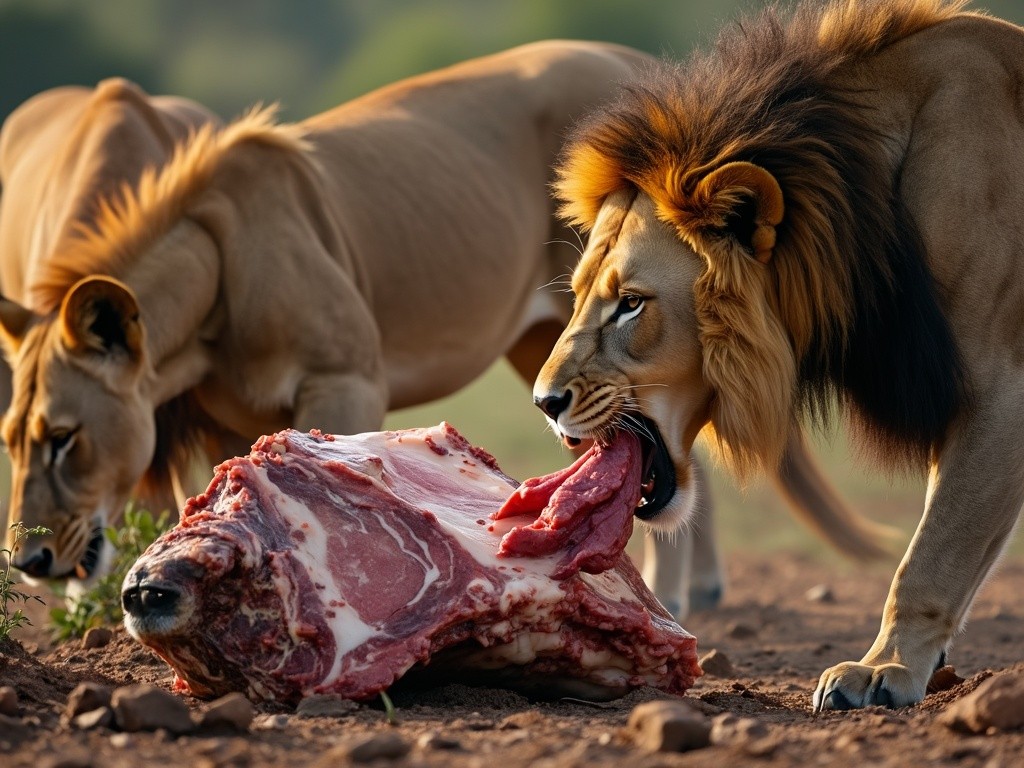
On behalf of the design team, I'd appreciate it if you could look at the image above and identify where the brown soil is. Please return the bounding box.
[2,552,1022,767]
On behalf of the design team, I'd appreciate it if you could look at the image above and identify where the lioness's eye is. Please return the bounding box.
[49,427,79,464]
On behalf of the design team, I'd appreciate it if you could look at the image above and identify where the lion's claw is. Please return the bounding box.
[813,661,926,712]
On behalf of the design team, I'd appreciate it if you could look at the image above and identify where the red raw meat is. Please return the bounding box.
[122,424,699,704]
[492,433,643,578]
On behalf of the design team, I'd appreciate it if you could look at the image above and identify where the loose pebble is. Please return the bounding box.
[345,732,412,763]
[928,665,967,694]
[295,693,360,718]
[416,731,462,750]
[197,692,255,731]
[41,755,92,768]
[710,712,776,754]
[698,648,736,677]
[72,707,114,731]
[499,711,545,729]
[726,622,758,640]
[111,684,195,734]
[253,713,290,730]
[805,584,835,603]
[109,733,133,749]
[81,627,113,650]
[0,686,19,716]
[0,712,24,732]
[627,699,711,753]
[940,672,1024,733]
[65,682,113,719]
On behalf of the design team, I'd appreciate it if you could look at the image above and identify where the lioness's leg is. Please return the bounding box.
[814,398,1024,710]
[293,372,387,435]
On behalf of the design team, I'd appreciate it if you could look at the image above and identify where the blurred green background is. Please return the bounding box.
[2,0,1023,566]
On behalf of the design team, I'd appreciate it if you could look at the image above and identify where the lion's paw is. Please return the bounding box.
[812,661,926,712]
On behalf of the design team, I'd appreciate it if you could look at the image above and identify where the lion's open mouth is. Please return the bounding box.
[633,415,676,519]
[74,528,105,580]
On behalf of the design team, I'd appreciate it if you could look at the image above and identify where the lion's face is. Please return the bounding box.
[0,277,154,581]
[535,190,712,530]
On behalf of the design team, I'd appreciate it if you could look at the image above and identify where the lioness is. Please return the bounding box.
[535,0,1021,709]
[0,78,219,574]
[0,41,658,582]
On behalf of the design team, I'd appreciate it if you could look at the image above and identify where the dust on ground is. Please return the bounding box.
[1,552,1022,767]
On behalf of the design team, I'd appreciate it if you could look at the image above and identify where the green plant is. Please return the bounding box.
[1,523,51,642]
[49,504,171,640]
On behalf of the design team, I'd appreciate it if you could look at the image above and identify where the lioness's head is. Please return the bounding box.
[536,160,793,532]
[0,276,154,581]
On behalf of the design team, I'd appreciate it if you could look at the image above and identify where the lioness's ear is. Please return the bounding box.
[60,276,144,360]
[0,296,35,359]
[692,162,784,263]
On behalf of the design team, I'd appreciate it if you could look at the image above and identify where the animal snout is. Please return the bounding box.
[535,390,573,419]
[14,546,54,578]
[122,582,182,618]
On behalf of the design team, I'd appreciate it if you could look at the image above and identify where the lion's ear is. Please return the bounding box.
[0,297,36,359]
[692,162,784,263]
[60,276,144,361]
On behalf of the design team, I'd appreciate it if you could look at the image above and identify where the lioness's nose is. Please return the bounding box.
[14,546,53,578]
[535,390,572,419]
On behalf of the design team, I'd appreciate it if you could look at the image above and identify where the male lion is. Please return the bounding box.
[535,0,1020,710]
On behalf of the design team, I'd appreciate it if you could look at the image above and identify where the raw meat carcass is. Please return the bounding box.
[122,423,700,703]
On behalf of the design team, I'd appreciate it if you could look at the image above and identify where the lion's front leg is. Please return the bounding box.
[813,400,1024,711]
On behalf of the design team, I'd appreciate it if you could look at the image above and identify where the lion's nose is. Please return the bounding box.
[15,546,54,578]
[535,390,573,419]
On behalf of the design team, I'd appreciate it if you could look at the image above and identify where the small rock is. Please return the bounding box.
[66,682,113,719]
[0,686,19,716]
[253,713,290,730]
[111,684,195,734]
[499,711,544,729]
[42,756,92,768]
[710,712,776,754]
[295,693,360,718]
[0,713,23,731]
[197,692,255,731]
[726,622,758,639]
[627,699,711,753]
[698,649,735,677]
[82,627,113,650]
[416,731,462,750]
[109,733,133,749]
[710,713,768,744]
[928,665,967,694]
[72,707,114,731]
[940,672,1024,733]
[805,584,835,603]
[345,733,412,763]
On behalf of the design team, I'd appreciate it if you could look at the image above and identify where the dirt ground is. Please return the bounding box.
[1,551,1021,768]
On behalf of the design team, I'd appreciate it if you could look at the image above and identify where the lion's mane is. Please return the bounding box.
[556,0,971,475]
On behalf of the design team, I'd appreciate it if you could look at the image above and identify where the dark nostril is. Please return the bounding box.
[122,583,181,617]
[140,585,180,614]
[535,391,572,419]
[122,586,142,616]
[17,547,53,578]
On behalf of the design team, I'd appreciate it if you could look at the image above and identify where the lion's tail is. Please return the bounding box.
[772,428,902,561]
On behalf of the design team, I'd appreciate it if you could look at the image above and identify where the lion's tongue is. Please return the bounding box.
[491,432,643,579]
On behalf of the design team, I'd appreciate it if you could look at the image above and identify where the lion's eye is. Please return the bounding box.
[611,294,645,327]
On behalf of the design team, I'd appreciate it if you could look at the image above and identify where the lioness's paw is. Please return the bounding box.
[812,661,925,712]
